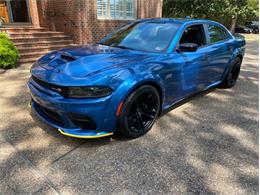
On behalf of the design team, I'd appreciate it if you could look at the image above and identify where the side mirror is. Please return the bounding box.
[178,43,198,52]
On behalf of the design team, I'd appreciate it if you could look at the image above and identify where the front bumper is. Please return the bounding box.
[28,78,116,138]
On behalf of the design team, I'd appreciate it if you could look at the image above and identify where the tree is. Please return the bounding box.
[163,0,259,32]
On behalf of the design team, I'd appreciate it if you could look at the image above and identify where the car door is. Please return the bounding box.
[163,24,210,104]
[204,24,233,84]
[177,24,210,94]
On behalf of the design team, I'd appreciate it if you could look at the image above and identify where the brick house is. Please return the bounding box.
[0,0,162,64]
[1,0,163,43]
[37,0,163,44]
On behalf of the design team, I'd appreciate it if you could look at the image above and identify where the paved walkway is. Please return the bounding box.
[0,36,258,194]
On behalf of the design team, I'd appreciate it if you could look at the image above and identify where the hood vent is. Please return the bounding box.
[60,52,77,62]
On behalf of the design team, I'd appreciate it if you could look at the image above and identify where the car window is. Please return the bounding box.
[252,21,259,25]
[207,25,229,43]
[179,24,206,47]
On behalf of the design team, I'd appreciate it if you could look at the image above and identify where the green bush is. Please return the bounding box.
[0,33,19,69]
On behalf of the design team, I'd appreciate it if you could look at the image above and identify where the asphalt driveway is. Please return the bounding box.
[0,36,258,194]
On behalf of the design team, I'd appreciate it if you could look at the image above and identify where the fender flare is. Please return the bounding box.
[221,48,243,81]
[110,73,165,117]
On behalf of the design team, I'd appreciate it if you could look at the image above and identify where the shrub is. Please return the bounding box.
[0,33,19,69]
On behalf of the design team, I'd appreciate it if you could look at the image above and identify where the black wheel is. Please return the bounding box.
[118,85,160,138]
[220,57,242,88]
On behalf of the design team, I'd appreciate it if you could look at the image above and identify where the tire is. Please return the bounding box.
[118,85,160,138]
[220,57,242,88]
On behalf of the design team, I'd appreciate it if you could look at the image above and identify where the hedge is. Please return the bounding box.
[0,33,19,69]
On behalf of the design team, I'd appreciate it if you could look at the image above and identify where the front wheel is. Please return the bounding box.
[117,85,160,138]
[219,57,242,88]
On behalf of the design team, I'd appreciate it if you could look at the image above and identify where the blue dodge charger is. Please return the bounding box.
[28,18,245,138]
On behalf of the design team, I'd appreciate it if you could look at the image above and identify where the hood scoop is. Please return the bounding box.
[46,52,77,67]
[60,52,77,62]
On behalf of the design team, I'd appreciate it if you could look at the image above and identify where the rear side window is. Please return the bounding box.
[207,25,229,43]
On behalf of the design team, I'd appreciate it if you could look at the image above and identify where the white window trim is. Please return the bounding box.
[97,0,137,20]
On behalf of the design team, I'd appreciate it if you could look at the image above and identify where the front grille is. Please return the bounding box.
[35,102,65,126]
[34,101,96,130]
[32,76,66,94]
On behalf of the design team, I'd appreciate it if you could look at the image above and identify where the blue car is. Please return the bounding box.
[28,18,245,138]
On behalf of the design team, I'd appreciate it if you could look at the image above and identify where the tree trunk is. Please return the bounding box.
[230,15,237,33]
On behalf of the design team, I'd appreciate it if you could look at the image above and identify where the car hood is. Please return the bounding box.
[33,44,154,80]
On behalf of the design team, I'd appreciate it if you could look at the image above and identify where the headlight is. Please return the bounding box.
[63,86,113,98]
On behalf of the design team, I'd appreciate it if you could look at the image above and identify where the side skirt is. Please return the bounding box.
[160,81,221,116]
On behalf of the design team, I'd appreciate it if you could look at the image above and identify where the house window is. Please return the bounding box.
[97,0,136,20]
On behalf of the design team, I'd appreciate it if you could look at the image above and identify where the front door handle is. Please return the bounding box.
[202,54,208,60]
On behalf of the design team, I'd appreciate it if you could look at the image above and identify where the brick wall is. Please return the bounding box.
[37,0,162,44]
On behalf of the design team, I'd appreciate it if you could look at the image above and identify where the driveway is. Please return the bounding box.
[0,36,258,194]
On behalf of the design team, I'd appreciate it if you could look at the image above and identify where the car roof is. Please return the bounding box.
[136,18,221,26]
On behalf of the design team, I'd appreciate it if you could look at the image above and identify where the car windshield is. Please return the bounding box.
[99,22,180,53]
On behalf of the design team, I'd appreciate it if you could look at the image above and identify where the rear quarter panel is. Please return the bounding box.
[232,34,246,57]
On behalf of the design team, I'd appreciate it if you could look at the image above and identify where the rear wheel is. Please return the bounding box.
[118,85,160,138]
[220,57,242,88]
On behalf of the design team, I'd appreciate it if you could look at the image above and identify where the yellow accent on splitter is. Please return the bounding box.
[58,129,113,139]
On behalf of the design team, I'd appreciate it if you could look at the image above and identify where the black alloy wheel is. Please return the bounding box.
[229,60,241,85]
[220,57,242,88]
[118,85,160,138]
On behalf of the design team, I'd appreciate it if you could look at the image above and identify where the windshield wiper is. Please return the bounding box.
[114,45,133,50]
[98,43,134,50]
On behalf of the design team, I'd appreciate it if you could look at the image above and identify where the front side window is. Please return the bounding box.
[99,22,180,52]
[97,0,136,20]
[179,24,206,47]
[208,25,229,43]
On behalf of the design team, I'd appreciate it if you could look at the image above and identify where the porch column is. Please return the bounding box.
[28,0,40,27]
[6,0,13,22]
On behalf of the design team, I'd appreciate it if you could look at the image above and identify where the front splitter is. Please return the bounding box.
[58,129,113,139]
